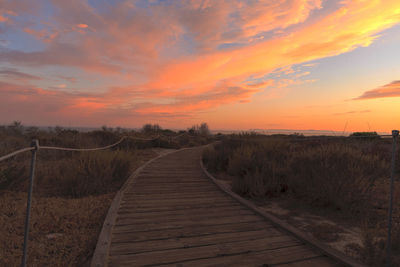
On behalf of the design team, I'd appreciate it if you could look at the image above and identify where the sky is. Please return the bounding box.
[0,0,399,132]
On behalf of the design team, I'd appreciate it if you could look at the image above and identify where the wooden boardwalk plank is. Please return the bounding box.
[108,239,309,266]
[157,248,326,267]
[110,230,295,255]
[100,147,346,267]
[111,221,281,243]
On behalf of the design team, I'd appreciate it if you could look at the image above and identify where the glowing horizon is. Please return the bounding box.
[0,0,399,132]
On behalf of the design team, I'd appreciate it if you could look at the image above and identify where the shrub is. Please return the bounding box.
[287,144,388,211]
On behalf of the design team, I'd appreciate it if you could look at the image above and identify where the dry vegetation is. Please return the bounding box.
[203,133,400,266]
[0,122,213,266]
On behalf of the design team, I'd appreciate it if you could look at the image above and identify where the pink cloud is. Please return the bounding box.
[23,27,59,42]
[353,80,400,100]
[0,44,121,74]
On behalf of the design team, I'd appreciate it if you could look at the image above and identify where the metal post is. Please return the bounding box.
[21,139,39,267]
[387,130,398,267]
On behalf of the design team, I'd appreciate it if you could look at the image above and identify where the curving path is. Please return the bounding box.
[99,147,346,266]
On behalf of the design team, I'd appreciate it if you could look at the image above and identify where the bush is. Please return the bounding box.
[287,144,388,211]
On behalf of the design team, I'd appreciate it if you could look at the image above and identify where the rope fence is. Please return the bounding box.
[1,130,398,266]
[0,132,198,161]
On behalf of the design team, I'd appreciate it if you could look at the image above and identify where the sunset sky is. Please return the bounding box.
[0,0,400,132]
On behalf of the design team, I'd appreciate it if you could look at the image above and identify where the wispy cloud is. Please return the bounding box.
[0,68,41,81]
[333,110,371,116]
[353,80,400,100]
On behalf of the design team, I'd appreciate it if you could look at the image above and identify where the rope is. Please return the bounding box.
[40,136,127,151]
[0,147,35,162]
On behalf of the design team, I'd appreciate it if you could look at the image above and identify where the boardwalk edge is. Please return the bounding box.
[90,148,187,267]
[200,146,366,267]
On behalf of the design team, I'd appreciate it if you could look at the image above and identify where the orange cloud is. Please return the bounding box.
[77,23,88,28]
[241,0,322,37]
[354,80,400,100]
[246,80,274,89]
[0,14,8,22]
[137,81,259,114]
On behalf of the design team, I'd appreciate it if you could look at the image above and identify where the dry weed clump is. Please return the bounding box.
[227,140,289,198]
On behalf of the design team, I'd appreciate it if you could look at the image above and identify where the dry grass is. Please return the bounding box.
[0,191,113,266]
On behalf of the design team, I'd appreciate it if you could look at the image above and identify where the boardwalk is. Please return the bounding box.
[104,147,342,266]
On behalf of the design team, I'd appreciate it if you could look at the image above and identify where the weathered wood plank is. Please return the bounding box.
[108,238,311,266]
[156,247,327,267]
[113,214,264,230]
[110,230,295,255]
[111,221,279,242]
[120,197,234,206]
[116,205,253,218]
[115,209,256,225]
[122,192,228,200]
[117,202,242,213]
[276,256,343,267]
